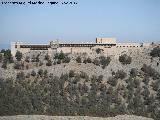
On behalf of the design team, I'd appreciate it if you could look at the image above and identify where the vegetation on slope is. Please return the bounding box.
[0,47,160,120]
[0,64,160,119]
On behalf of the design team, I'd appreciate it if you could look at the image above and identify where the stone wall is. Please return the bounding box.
[11,41,151,57]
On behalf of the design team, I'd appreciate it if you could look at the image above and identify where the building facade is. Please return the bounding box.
[11,38,151,57]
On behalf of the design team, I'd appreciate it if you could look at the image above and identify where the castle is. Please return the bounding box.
[11,38,151,57]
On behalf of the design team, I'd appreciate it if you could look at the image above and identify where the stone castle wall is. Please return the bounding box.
[11,39,151,57]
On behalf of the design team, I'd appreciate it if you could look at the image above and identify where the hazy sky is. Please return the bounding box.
[0,0,160,47]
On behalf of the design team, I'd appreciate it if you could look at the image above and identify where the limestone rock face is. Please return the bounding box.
[0,115,154,120]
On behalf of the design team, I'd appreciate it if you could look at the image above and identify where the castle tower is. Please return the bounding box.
[48,40,59,57]
[11,42,16,56]
[11,42,23,57]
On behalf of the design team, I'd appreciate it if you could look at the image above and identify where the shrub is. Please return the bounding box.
[14,62,23,69]
[26,73,30,78]
[31,55,36,62]
[57,59,61,64]
[63,57,70,63]
[39,61,43,66]
[119,54,132,65]
[99,56,111,68]
[1,61,7,69]
[97,75,103,83]
[38,69,43,76]
[93,59,100,66]
[0,49,5,53]
[0,54,3,62]
[133,78,140,88]
[130,68,138,77]
[141,64,160,78]
[141,86,150,99]
[45,54,50,60]
[83,58,92,64]
[54,52,65,60]
[69,70,75,77]
[25,56,30,63]
[112,71,116,76]
[58,52,65,60]
[36,54,40,62]
[150,47,160,57]
[80,71,88,79]
[152,81,160,91]
[76,56,82,63]
[46,60,52,66]
[31,70,36,76]
[26,64,29,69]
[115,70,127,79]
[90,75,97,83]
[142,76,150,85]
[73,74,81,84]
[3,49,13,63]
[16,71,25,80]
[107,77,118,86]
[60,73,69,81]
[96,48,101,54]
[44,70,48,76]
[83,59,87,64]
[86,58,92,63]
[15,51,22,61]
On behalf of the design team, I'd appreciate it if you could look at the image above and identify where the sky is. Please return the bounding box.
[0,0,160,48]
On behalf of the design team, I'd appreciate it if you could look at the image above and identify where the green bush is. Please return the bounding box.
[96,48,101,54]
[14,62,24,69]
[63,57,70,63]
[3,49,13,63]
[83,58,92,64]
[80,71,88,79]
[45,54,50,60]
[0,49,5,53]
[38,69,43,76]
[0,54,3,62]
[99,56,111,68]
[115,70,127,79]
[107,77,118,86]
[119,54,132,65]
[26,73,30,78]
[69,70,75,77]
[16,71,25,80]
[58,52,65,60]
[93,59,100,66]
[57,59,61,64]
[130,68,138,77]
[97,75,103,83]
[31,55,36,62]
[15,51,22,61]
[76,56,82,63]
[46,60,52,66]
[150,47,160,57]
[25,56,30,63]
[141,64,160,78]
[86,58,92,63]
[54,52,65,60]
[31,70,36,76]
[1,61,7,69]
